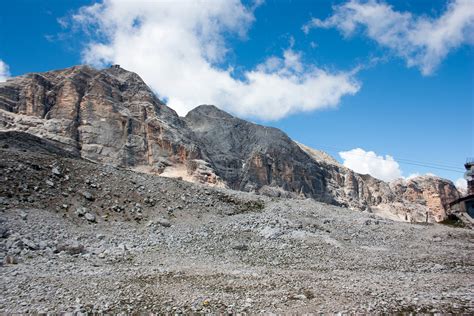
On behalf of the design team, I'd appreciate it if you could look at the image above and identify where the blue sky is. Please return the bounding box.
[0,0,472,185]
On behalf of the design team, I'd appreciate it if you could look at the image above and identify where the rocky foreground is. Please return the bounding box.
[1,132,473,313]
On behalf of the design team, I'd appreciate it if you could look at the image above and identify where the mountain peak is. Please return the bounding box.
[186,104,234,120]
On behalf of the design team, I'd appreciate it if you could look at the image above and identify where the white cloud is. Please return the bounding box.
[339,148,402,182]
[406,173,421,180]
[406,172,437,180]
[0,60,10,82]
[455,177,467,192]
[69,0,360,120]
[338,147,461,185]
[304,0,474,75]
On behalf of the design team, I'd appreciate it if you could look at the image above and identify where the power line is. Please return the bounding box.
[311,144,462,169]
[308,144,465,174]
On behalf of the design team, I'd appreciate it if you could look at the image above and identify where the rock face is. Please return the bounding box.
[0,65,461,221]
[184,105,334,203]
[0,65,206,176]
[391,176,461,222]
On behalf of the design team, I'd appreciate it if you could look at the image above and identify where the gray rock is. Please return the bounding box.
[75,207,88,216]
[156,218,171,227]
[38,240,48,250]
[22,238,39,250]
[82,192,95,201]
[85,213,96,222]
[55,242,85,255]
[289,294,307,300]
[52,166,62,176]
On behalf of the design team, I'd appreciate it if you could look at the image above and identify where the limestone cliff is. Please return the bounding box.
[0,65,222,185]
[390,176,461,222]
[0,65,461,222]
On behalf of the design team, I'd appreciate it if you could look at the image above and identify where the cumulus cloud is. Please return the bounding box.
[406,173,421,180]
[338,148,453,183]
[455,178,467,192]
[0,60,10,82]
[339,148,402,182]
[406,172,437,180]
[69,0,360,120]
[303,0,474,75]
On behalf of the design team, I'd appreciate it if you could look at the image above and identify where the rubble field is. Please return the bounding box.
[0,134,473,313]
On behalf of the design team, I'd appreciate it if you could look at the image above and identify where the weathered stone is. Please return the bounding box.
[38,240,48,250]
[84,213,96,222]
[19,212,27,220]
[156,218,171,227]
[75,207,88,216]
[85,212,96,222]
[51,166,61,176]
[82,192,95,201]
[22,238,39,250]
[55,242,85,255]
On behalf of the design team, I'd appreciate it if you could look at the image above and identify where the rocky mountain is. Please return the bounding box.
[0,65,461,222]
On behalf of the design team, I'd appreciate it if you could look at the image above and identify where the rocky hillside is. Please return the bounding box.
[0,65,461,221]
[0,132,472,313]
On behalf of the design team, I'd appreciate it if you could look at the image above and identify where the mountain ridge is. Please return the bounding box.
[0,64,461,222]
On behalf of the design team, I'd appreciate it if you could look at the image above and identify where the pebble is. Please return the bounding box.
[52,166,62,177]
[76,207,88,216]
[156,218,171,227]
[82,192,95,201]
[85,213,96,222]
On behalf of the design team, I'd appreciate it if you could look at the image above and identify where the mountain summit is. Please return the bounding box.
[0,65,461,222]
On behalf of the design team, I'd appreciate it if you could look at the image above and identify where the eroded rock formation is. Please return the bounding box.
[0,65,461,221]
[0,65,221,184]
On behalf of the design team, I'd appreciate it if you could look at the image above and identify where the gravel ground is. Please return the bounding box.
[0,143,473,314]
